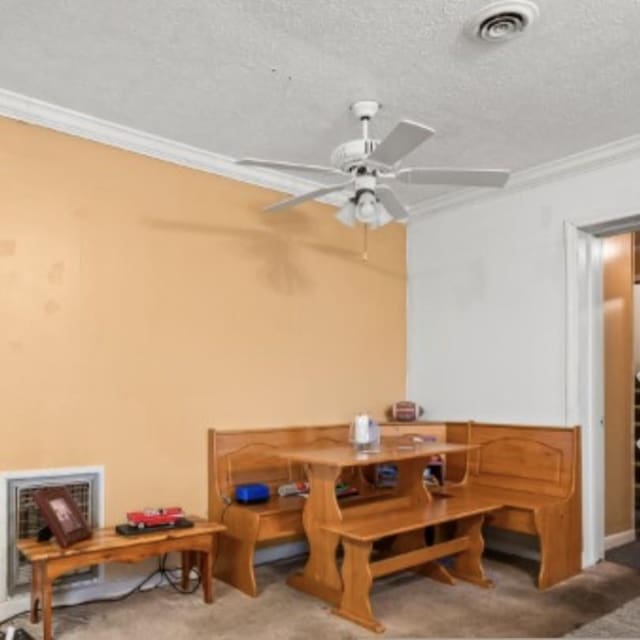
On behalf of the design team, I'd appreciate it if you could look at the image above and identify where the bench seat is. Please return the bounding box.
[239,495,307,516]
[324,494,502,541]
[324,495,501,633]
[437,484,562,510]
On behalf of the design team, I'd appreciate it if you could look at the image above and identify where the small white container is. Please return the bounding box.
[350,414,380,453]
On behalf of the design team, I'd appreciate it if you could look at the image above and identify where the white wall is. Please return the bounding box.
[408,152,640,424]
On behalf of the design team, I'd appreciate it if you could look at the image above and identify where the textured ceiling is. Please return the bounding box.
[1,0,640,206]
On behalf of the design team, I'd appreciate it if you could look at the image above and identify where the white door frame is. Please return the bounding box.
[565,222,604,567]
[565,214,640,567]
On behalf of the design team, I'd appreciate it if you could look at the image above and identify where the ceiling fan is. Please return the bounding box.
[237,100,510,229]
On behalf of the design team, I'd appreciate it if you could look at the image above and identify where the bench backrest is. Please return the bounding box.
[379,422,447,442]
[467,423,580,498]
[444,421,472,484]
[209,425,350,500]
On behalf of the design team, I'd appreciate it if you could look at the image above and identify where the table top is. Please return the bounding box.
[278,440,476,467]
[17,518,225,562]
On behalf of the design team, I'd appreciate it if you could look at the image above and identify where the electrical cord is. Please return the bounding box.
[211,500,232,569]
[0,550,204,630]
[158,553,202,595]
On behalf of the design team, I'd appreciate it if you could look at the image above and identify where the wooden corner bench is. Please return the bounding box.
[441,422,582,589]
[324,494,501,633]
[208,425,353,596]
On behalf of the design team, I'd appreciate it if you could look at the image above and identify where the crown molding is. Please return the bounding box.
[409,132,640,223]
[0,88,344,207]
[5,88,640,223]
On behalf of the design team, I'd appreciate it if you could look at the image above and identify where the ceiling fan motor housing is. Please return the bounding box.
[331,139,379,171]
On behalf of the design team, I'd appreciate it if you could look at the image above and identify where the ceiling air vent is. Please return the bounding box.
[465,1,539,42]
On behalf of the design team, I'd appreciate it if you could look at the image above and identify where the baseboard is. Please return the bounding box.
[255,541,308,565]
[604,528,636,551]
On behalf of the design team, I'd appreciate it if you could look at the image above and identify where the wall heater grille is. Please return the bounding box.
[7,472,101,596]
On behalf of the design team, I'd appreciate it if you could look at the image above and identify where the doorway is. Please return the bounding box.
[566,217,640,570]
[601,232,640,569]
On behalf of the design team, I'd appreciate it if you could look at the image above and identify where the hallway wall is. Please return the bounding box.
[603,234,634,535]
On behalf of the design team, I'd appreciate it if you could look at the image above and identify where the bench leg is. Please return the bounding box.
[199,546,214,603]
[535,500,581,589]
[181,551,196,590]
[333,539,384,633]
[451,515,493,588]
[419,561,457,585]
[42,570,53,640]
[216,532,259,597]
[214,507,260,597]
[30,561,43,623]
[392,530,456,585]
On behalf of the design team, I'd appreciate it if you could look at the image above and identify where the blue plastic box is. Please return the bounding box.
[235,483,270,504]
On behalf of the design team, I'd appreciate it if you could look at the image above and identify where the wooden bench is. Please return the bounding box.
[18,518,224,640]
[324,494,502,633]
[441,422,582,589]
[208,425,354,596]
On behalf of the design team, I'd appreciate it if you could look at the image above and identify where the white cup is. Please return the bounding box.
[354,414,371,444]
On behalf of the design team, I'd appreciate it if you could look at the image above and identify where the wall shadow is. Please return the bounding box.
[142,212,404,295]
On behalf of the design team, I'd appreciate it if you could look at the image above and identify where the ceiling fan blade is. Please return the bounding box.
[265,180,352,213]
[335,201,357,227]
[367,120,435,167]
[236,158,339,175]
[376,184,409,221]
[395,167,510,187]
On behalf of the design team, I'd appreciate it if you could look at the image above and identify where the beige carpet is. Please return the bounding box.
[8,552,640,639]
[565,595,640,637]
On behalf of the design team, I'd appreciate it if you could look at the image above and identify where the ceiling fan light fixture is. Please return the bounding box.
[374,204,394,229]
[335,201,357,227]
[355,191,378,224]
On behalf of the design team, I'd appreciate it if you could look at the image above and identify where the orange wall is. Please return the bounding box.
[603,234,634,535]
[0,117,406,524]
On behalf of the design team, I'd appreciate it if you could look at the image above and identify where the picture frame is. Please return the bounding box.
[34,486,92,548]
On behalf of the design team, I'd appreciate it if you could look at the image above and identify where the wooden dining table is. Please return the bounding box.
[278,439,482,606]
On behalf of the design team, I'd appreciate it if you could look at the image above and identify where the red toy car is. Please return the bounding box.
[126,507,185,529]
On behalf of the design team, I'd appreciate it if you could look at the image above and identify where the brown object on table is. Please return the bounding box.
[17,518,225,640]
[208,424,359,596]
[278,440,495,633]
[441,421,582,590]
[34,486,91,548]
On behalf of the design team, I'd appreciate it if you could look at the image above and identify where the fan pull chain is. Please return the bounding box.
[362,223,369,261]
